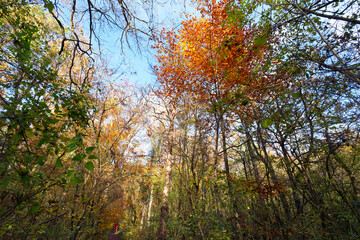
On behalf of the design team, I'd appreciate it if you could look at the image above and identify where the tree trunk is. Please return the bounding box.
[147,183,154,226]
[158,107,175,240]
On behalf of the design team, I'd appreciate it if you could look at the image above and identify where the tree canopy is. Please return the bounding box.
[1,0,360,239]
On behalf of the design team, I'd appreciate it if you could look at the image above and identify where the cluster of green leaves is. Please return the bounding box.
[134,0,360,239]
[0,1,97,238]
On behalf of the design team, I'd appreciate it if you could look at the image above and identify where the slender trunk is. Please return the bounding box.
[255,123,291,237]
[147,184,154,226]
[244,124,269,238]
[213,112,222,217]
[159,150,173,240]
[141,203,146,228]
[159,109,175,240]
[214,113,220,169]
[221,116,242,236]
[220,116,230,175]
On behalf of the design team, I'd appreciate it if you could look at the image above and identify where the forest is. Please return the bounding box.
[1,0,360,239]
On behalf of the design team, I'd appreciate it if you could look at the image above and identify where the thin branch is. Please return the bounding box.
[289,0,360,85]
[299,6,360,25]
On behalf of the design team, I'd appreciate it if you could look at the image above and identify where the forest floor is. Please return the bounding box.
[108,233,119,240]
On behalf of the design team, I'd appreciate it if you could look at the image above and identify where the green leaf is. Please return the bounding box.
[72,153,86,162]
[24,154,33,163]
[261,119,273,129]
[56,158,63,168]
[241,99,249,106]
[67,142,77,152]
[30,204,40,215]
[1,178,10,189]
[37,89,46,97]
[292,92,302,98]
[88,155,98,160]
[70,176,83,184]
[66,170,76,177]
[12,134,22,141]
[84,161,94,172]
[20,171,30,183]
[85,147,96,154]
[254,37,267,46]
[44,0,54,12]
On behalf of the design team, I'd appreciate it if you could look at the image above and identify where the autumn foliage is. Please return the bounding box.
[154,0,277,113]
[2,0,360,239]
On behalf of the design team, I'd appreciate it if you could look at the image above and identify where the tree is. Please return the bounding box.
[0,2,92,238]
[227,0,360,85]
[154,0,282,233]
[155,0,278,107]
[82,80,149,238]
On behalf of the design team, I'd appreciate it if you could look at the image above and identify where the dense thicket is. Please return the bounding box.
[141,0,360,239]
[1,0,359,239]
[0,1,149,239]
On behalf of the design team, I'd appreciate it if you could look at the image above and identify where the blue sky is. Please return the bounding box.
[91,1,196,156]
[55,0,191,87]
[98,1,195,88]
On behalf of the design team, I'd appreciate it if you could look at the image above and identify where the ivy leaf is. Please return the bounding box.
[84,161,94,172]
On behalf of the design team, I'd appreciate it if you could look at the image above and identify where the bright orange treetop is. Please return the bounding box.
[154,0,280,114]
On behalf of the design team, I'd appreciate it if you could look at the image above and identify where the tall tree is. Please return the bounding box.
[0,2,92,238]
[154,1,282,229]
[227,0,360,85]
